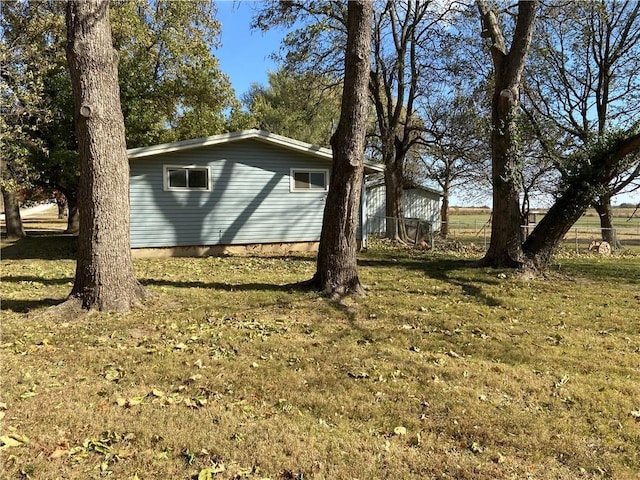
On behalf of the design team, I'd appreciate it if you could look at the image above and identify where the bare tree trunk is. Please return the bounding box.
[64,188,80,234]
[56,194,67,219]
[522,181,593,267]
[2,186,26,240]
[310,0,373,297]
[593,195,621,248]
[478,0,537,268]
[63,0,145,312]
[384,160,407,241]
[440,180,450,238]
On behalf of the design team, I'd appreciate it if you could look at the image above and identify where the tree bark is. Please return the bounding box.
[63,188,80,234]
[478,0,537,268]
[310,0,373,297]
[522,180,593,267]
[1,186,26,240]
[440,179,450,238]
[64,0,145,311]
[593,195,621,248]
[384,158,407,241]
[55,192,67,219]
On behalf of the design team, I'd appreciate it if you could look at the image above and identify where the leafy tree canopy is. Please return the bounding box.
[243,69,341,147]
[1,0,238,198]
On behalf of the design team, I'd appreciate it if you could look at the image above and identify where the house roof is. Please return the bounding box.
[127,129,384,174]
[366,176,443,197]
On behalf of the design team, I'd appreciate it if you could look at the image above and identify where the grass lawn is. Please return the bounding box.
[1,235,639,479]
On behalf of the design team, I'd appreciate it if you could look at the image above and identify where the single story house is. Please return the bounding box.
[127,129,384,256]
[365,177,442,239]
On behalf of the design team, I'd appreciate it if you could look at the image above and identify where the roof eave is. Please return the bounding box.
[127,129,384,174]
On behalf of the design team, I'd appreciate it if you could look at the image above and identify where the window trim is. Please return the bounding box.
[289,168,329,192]
[163,165,211,192]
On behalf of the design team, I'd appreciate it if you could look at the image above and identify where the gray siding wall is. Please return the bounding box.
[129,139,332,248]
[366,185,441,234]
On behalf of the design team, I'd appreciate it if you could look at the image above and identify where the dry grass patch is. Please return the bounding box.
[1,237,639,479]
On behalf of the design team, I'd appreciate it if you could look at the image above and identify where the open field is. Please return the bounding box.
[442,207,640,252]
[2,230,640,479]
[448,206,639,227]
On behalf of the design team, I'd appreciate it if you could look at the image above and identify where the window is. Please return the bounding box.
[164,165,210,191]
[290,169,329,192]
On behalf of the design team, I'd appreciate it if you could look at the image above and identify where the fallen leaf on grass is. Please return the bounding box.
[470,441,483,454]
[0,433,29,450]
[104,368,122,382]
[50,447,69,459]
[20,390,37,399]
[554,375,569,389]
[630,410,640,419]
[393,426,407,436]
[198,463,225,479]
[127,396,145,407]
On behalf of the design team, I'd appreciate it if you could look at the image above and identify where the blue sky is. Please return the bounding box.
[215,1,287,98]
[211,2,638,206]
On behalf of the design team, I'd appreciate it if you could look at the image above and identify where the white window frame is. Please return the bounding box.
[289,168,329,192]
[163,165,211,192]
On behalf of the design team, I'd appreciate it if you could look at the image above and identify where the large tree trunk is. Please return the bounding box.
[593,195,620,248]
[478,0,537,268]
[1,186,26,240]
[310,0,373,297]
[64,188,80,235]
[384,158,408,241]
[522,182,594,267]
[64,0,145,311]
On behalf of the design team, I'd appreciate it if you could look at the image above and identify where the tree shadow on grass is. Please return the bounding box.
[359,254,504,308]
[552,257,640,285]
[140,278,308,293]
[1,275,74,285]
[1,298,67,314]
[1,234,77,260]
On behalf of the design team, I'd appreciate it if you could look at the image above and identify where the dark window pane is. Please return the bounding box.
[188,169,208,189]
[309,172,326,189]
[168,169,187,188]
[294,172,310,189]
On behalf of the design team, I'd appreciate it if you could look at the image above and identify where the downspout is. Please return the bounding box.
[360,174,369,250]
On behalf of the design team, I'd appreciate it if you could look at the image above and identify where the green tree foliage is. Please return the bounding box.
[110,0,237,147]
[0,1,56,191]
[1,0,237,232]
[243,69,341,147]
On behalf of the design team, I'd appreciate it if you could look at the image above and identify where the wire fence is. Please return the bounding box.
[367,216,640,254]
